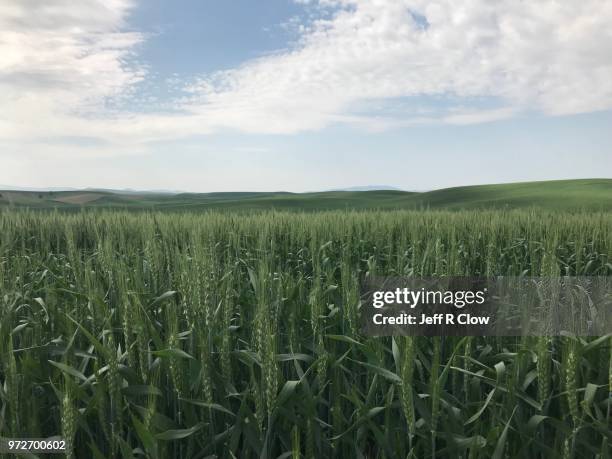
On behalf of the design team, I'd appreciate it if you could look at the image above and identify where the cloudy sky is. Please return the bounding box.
[1,0,611,192]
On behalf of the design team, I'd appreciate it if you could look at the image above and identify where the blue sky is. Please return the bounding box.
[1,0,611,192]
[130,0,306,76]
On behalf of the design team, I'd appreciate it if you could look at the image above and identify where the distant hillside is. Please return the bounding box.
[1,179,610,212]
[327,185,402,192]
[407,179,612,210]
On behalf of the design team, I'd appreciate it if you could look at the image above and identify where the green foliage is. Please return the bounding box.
[2,178,612,211]
[0,209,610,458]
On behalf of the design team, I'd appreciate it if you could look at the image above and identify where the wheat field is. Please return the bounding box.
[0,209,610,458]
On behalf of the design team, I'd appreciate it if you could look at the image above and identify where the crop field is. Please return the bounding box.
[0,209,611,458]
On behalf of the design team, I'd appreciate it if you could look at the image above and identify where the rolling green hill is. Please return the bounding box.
[1,179,610,211]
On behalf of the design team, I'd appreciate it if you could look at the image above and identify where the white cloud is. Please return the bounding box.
[185,0,612,133]
[0,0,151,153]
[1,0,612,168]
[0,1,143,109]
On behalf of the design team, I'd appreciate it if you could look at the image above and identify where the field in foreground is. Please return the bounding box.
[1,178,612,211]
[0,210,611,458]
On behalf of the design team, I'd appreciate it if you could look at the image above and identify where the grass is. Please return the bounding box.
[1,178,612,211]
[0,209,610,458]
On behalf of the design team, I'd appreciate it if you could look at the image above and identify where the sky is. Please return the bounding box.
[1,0,611,192]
